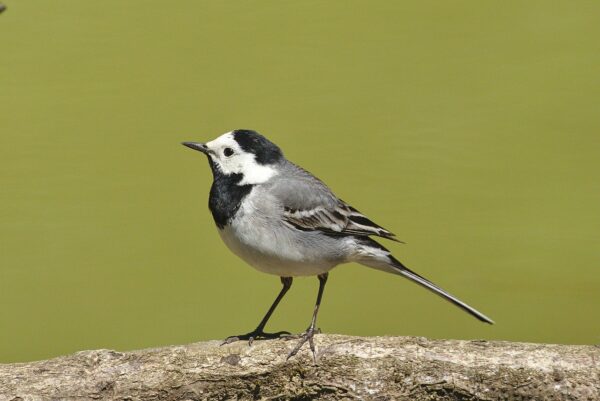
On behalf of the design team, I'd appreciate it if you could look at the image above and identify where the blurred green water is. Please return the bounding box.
[1,1,599,363]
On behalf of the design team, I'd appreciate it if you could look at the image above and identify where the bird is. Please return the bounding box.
[182,129,493,361]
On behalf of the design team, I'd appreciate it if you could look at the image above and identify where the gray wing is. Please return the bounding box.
[268,162,401,242]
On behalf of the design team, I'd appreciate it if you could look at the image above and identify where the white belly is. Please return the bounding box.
[217,219,339,277]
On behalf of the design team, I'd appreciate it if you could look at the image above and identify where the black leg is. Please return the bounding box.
[222,277,293,346]
[287,273,328,362]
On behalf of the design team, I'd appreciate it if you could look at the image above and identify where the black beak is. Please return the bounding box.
[182,142,209,154]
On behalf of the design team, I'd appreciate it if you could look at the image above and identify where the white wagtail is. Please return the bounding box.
[182,130,493,360]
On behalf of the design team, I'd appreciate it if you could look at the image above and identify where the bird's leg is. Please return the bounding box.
[287,273,328,363]
[222,277,293,346]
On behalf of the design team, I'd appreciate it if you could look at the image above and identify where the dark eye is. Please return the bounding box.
[223,147,234,157]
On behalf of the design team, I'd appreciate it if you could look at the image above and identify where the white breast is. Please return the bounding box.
[217,191,341,277]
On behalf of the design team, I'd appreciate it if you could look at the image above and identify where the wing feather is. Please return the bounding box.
[283,201,401,241]
[268,162,402,241]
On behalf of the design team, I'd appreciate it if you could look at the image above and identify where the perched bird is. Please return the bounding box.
[182,130,493,361]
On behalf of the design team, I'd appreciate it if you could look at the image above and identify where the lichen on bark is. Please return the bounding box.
[0,335,598,400]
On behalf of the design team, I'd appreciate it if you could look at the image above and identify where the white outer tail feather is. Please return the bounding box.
[352,238,494,324]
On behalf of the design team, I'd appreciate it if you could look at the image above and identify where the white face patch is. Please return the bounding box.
[205,131,278,185]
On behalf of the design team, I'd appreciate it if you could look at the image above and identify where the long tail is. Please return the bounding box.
[388,255,494,324]
[354,238,494,324]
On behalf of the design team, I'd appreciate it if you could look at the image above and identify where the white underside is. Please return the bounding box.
[215,188,350,276]
[218,224,339,276]
[217,218,396,277]
[215,186,396,277]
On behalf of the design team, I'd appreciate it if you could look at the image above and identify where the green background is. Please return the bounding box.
[1,1,599,363]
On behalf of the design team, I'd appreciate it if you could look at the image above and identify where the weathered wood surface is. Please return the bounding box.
[0,335,598,400]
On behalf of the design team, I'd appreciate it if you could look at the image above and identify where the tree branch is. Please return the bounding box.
[0,335,598,400]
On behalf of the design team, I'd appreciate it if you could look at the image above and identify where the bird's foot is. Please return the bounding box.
[221,329,290,346]
[283,327,321,340]
[286,326,320,363]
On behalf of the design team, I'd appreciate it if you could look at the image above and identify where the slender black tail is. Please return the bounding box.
[389,255,494,324]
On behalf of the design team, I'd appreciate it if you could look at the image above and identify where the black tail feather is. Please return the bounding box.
[389,256,494,324]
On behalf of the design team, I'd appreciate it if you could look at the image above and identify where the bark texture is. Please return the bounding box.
[0,335,598,400]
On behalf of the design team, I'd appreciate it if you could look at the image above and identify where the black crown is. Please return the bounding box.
[232,130,283,165]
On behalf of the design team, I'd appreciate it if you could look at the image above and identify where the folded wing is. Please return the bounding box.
[283,202,400,241]
[270,162,400,241]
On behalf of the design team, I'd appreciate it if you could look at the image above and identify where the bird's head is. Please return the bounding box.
[183,130,284,185]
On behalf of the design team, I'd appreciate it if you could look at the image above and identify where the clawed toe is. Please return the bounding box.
[287,327,319,362]
[283,327,321,341]
[221,274,328,364]
[221,330,290,346]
